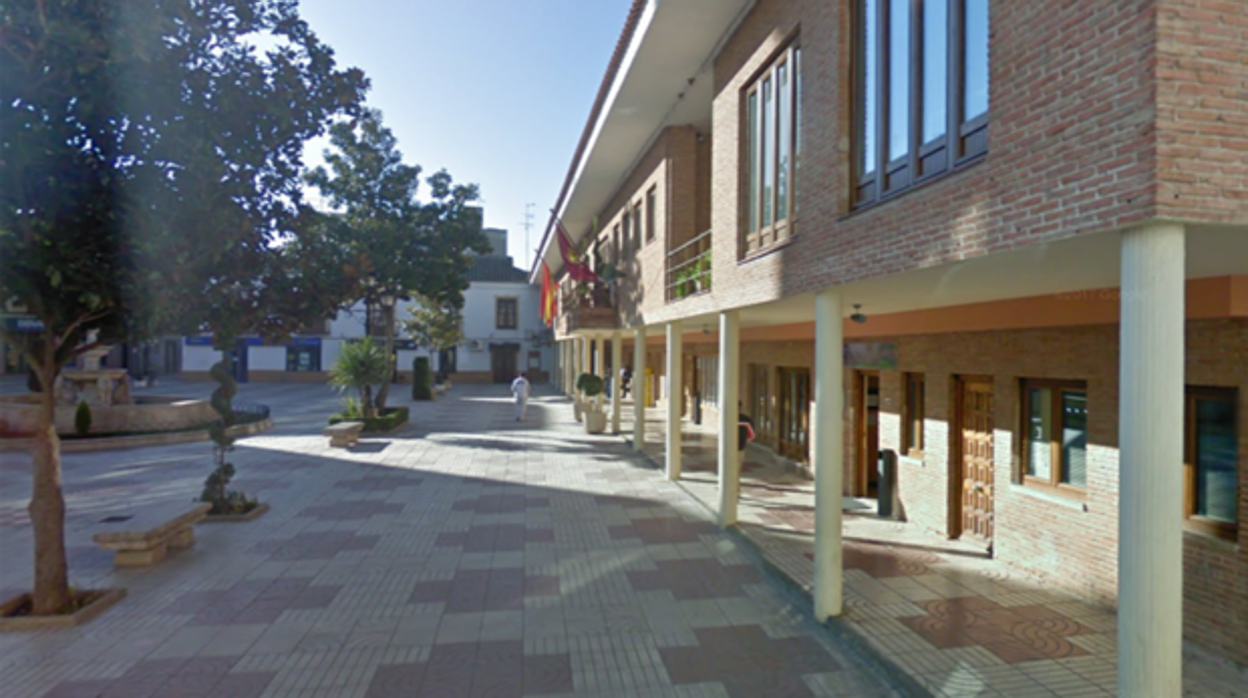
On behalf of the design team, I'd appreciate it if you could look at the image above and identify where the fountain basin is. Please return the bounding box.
[0,395,216,437]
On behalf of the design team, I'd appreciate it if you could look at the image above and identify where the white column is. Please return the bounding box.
[565,340,575,397]
[632,326,646,450]
[611,331,623,434]
[666,322,684,480]
[813,289,845,621]
[1118,223,1185,698]
[716,310,740,527]
[557,341,565,392]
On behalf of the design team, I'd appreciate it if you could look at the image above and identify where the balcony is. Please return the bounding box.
[558,283,619,334]
[666,228,712,302]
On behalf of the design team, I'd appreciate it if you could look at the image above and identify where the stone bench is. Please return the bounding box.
[324,421,364,448]
[92,503,212,567]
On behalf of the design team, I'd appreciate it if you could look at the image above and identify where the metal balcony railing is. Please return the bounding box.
[666,228,712,302]
[557,282,619,332]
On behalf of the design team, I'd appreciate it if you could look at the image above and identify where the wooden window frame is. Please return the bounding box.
[742,41,802,257]
[645,187,657,244]
[1184,386,1239,541]
[633,201,643,250]
[1019,379,1088,495]
[495,297,518,330]
[852,0,989,209]
[621,212,631,255]
[903,372,925,456]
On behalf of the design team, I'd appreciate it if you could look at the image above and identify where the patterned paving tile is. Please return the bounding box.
[627,558,763,600]
[410,568,561,612]
[298,501,404,520]
[659,625,839,698]
[898,597,1095,663]
[452,493,550,513]
[435,523,555,552]
[607,516,717,544]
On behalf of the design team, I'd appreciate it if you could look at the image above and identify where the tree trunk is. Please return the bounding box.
[374,302,395,412]
[29,354,70,615]
[360,384,375,419]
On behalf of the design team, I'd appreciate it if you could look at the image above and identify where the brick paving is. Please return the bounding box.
[626,402,1248,697]
[0,378,900,698]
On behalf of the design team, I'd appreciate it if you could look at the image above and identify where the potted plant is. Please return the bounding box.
[573,372,592,422]
[579,373,607,434]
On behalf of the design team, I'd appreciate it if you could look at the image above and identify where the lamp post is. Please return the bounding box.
[372,285,399,410]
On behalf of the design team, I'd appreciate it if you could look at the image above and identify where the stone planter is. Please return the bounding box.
[202,502,270,523]
[584,410,607,434]
[0,588,127,631]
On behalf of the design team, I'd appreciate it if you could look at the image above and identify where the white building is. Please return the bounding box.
[180,227,552,384]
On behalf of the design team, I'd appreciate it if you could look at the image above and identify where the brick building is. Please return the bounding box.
[533,0,1248,688]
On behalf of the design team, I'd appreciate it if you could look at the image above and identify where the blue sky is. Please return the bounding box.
[297,0,632,271]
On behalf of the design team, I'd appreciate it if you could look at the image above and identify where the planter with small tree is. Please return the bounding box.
[578,373,607,434]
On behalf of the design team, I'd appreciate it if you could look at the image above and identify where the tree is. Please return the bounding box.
[0,0,366,615]
[329,337,389,419]
[306,108,488,412]
[404,294,465,360]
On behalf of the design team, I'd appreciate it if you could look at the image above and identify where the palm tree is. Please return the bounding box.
[329,337,389,418]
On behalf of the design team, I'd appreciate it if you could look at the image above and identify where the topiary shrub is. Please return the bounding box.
[73,400,92,436]
[577,373,605,399]
[412,356,433,400]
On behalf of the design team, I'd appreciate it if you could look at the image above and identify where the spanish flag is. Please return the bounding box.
[540,262,557,327]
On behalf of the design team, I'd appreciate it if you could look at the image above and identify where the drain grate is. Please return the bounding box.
[99,515,132,524]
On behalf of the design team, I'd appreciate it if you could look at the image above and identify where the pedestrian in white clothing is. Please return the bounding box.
[511,371,531,421]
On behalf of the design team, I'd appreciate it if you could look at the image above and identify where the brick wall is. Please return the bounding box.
[615,0,1172,330]
[877,319,1247,664]
[1155,0,1248,223]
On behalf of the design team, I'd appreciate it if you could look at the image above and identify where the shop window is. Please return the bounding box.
[778,366,812,462]
[1185,387,1239,540]
[1021,380,1087,491]
[749,364,774,444]
[697,356,719,407]
[904,373,925,455]
[286,346,320,372]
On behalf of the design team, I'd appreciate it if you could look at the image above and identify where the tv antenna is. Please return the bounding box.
[522,203,535,269]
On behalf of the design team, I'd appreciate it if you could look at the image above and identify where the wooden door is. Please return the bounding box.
[777,367,811,462]
[858,373,881,497]
[491,345,518,384]
[955,378,995,541]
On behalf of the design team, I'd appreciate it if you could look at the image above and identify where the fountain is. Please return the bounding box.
[0,341,218,442]
[53,346,132,407]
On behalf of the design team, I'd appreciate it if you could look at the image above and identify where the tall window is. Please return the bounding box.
[903,373,925,455]
[697,356,720,407]
[1185,388,1238,540]
[1021,380,1087,491]
[633,201,643,250]
[495,297,518,330]
[749,364,773,444]
[645,187,657,243]
[854,0,989,206]
[744,43,802,254]
[621,213,631,254]
[778,367,811,462]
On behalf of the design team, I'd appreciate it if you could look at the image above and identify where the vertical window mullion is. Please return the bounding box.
[946,0,962,163]
[908,0,921,182]
[874,0,889,195]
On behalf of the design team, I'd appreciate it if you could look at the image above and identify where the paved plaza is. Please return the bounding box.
[0,379,901,698]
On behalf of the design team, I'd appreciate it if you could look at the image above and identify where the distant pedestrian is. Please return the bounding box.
[738,402,755,470]
[511,371,531,421]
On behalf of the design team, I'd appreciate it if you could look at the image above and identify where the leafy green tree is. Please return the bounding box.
[0,0,366,615]
[329,337,389,418]
[306,108,488,412]
[403,294,465,359]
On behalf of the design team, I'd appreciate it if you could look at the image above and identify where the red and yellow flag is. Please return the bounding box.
[540,262,558,327]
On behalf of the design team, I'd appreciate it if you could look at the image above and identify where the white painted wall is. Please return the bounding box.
[457,281,550,377]
[182,343,219,372]
[249,346,286,371]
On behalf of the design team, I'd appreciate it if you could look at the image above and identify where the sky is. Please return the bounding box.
[297,0,633,273]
